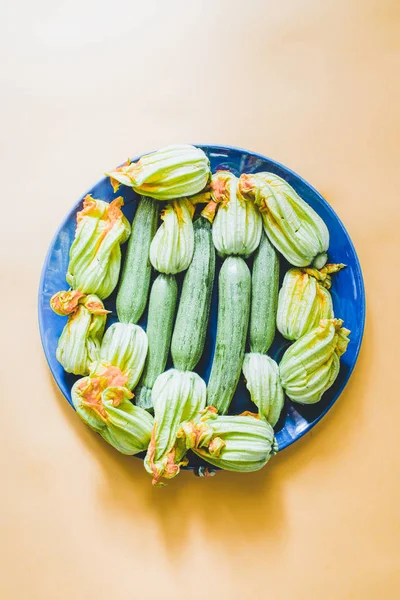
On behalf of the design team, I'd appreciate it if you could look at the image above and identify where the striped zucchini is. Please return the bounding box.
[171,216,215,371]
[249,232,280,354]
[116,196,158,324]
[135,274,178,410]
[207,256,251,414]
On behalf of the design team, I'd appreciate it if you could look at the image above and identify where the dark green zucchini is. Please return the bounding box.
[116,196,158,324]
[249,232,280,354]
[171,216,215,371]
[206,256,251,414]
[135,274,177,410]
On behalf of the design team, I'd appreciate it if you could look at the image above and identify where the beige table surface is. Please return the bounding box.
[1,1,399,598]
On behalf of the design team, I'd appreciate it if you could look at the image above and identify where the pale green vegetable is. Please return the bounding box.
[242,353,284,426]
[50,290,108,376]
[280,318,350,404]
[144,369,206,485]
[66,195,131,299]
[150,199,194,274]
[106,144,210,200]
[100,323,148,390]
[203,171,262,258]
[178,407,277,472]
[71,362,153,455]
[277,263,345,340]
[239,173,329,267]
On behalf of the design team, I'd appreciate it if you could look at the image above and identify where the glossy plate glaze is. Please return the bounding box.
[38,145,365,468]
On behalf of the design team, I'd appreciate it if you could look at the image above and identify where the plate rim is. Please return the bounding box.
[38,143,366,457]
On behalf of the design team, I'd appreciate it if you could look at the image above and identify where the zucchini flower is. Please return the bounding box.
[238,173,329,267]
[280,318,350,404]
[66,195,131,299]
[150,199,194,274]
[277,264,345,340]
[144,369,206,485]
[106,144,211,199]
[177,407,277,472]
[202,171,262,258]
[71,361,153,455]
[50,290,108,375]
[100,323,148,390]
[242,354,284,427]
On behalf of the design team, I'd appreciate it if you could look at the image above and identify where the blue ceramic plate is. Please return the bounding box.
[38,145,365,467]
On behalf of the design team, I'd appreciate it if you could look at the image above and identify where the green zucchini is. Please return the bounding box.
[135,274,178,410]
[171,216,215,371]
[116,196,158,324]
[207,256,251,414]
[249,232,280,354]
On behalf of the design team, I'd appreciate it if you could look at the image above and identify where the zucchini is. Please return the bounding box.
[171,216,215,371]
[207,256,251,414]
[116,196,158,324]
[249,232,280,354]
[135,274,178,410]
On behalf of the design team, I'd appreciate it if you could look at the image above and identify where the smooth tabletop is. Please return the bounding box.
[1,1,399,599]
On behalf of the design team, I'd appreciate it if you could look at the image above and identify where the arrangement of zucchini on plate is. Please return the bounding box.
[39,144,365,486]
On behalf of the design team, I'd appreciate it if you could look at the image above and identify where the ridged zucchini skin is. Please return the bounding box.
[249,232,280,354]
[206,256,251,414]
[116,196,158,324]
[171,217,216,371]
[135,274,178,410]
